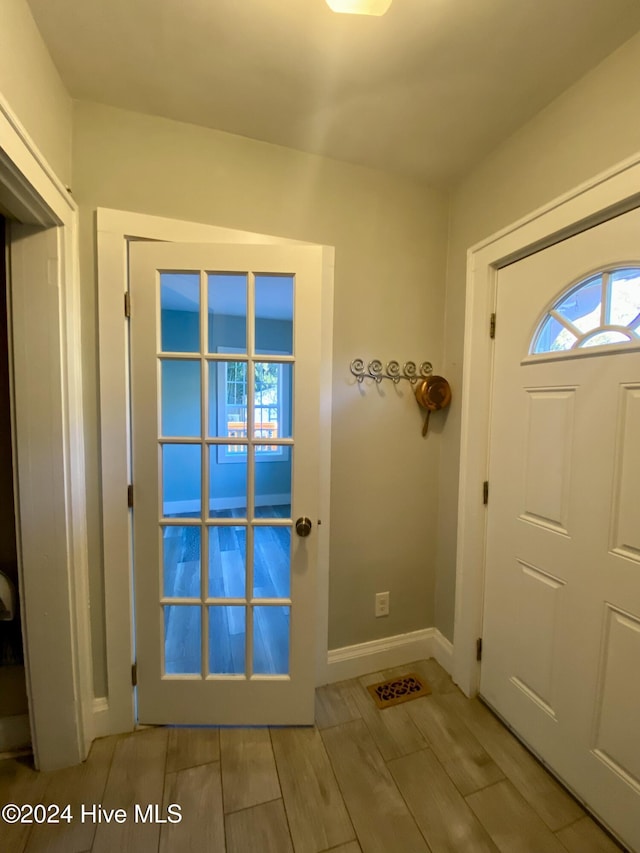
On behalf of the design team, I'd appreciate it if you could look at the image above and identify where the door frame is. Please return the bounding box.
[96,208,334,734]
[453,151,640,697]
[0,94,92,769]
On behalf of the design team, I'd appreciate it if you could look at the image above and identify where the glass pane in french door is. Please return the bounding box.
[255,274,293,355]
[254,362,293,439]
[255,449,292,518]
[209,444,247,518]
[161,360,200,437]
[164,605,201,675]
[253,527,290,597]
[161,273,200,352]
[254,606,290,675]
[208,273,247,354]
[159,267,294,678]
[163,526,200,598]
[209,526,246,598]
[162,445,201,518]
[209,606,246,674]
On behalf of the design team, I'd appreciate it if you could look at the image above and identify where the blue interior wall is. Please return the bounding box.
[161,309,292,509]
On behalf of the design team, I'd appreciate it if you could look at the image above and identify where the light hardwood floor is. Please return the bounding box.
[0,659,627,853]
[164,505,291,677]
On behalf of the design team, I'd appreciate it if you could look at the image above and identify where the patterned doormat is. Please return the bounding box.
[367,673,431,709]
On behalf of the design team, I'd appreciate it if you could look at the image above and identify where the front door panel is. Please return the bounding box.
[483,207,640,851]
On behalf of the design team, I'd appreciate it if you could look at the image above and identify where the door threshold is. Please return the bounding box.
[478,695,630,852]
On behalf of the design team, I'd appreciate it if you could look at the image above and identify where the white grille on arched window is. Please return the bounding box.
[531,267,640,354]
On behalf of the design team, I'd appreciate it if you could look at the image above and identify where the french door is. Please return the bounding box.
[129,241,323,725]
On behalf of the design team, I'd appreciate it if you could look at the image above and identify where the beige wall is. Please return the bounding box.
[436,30,640,641]
[72,102,449,695]
[0,0,72,185]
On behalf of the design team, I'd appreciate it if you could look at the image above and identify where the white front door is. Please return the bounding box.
[129,241,323,726]
[482,208,640,850]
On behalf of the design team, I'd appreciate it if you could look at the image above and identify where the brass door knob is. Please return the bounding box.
[295,517,312,537]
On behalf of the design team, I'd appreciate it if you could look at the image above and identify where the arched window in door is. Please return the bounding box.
[531,266,640,354]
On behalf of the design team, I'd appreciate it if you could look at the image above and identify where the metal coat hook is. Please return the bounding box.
[350,359,433,384]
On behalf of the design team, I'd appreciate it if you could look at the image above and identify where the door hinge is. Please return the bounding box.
[131,662,137,686]
[476,638,483,662]
[483,481,489,505]
[124,292,131,318]
[127,484,134,508]
[490,312,496,339]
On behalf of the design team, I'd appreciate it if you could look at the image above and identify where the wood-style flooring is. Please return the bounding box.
[164,505,291,676]
[0,659,626,853]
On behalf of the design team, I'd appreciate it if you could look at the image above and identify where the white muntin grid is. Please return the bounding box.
[156,269,295,679]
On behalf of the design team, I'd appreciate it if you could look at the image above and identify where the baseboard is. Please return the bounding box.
[432,628,454,673]
[91,697,112,738]
[0,713,30,751]
[325,627,453,684]
[91,629,455,735]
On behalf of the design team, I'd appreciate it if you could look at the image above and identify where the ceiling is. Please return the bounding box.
[26,0,640,186]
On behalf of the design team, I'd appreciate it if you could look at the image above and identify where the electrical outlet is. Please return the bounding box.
[375,591,390,617]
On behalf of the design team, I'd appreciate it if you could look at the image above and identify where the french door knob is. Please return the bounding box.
[295,517,312,537]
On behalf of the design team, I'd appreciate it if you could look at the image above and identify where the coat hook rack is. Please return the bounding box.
[350,359,433,384]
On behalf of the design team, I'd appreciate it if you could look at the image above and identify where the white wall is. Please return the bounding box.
[0,0,72,185]
[436,30,640,641]
[72,101,449,695]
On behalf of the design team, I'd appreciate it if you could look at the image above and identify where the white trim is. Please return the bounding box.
[0,714,31,752]
[453,149,640,698]
[91,697,111,739]
[324,628,450,684]
[164,494,291,514]
[0,95,91,769]
[97,208,334,734]
[0,94,72,224]
[315,249,334,688]
[433,628,454,674]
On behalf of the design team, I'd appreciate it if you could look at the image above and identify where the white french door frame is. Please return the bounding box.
[454,151,640,697]
[0,95,92,769]
[96,209,334,735]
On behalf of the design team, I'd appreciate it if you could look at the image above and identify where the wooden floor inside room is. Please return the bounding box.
[0,659,626,853]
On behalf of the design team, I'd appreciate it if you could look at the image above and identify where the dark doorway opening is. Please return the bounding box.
[0,214,30,752]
